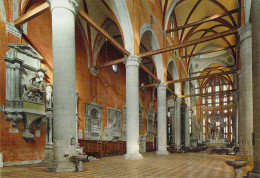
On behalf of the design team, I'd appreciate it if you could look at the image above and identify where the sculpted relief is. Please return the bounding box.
[22,72,46,103]
[84,99,103,140]
[104,105,122,141]
[2,44,47,139]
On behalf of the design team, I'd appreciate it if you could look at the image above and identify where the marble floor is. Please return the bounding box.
[0,150,253,178]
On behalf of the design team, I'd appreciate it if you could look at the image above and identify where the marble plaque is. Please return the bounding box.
[35,130,41,137]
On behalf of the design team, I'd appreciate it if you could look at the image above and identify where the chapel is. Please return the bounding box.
[0,0,259,177]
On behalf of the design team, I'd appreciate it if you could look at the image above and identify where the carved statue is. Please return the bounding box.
[46,84,53,109]
[22,72,46,103]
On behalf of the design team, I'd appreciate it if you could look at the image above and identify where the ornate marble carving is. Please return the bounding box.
[2,44,47,139]
[21,72,46,103]
[84,99,103,140]
[5,22,23,38]
[46,84,53,109]
[139,133,147,152]
[146,102,156,137]
[104,104,122,141]
[123,104,127,141]
[139,101,144,132]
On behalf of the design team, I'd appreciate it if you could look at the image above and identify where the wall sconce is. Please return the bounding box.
[71,137,76,146]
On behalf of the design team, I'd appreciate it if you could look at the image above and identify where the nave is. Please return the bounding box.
[0,150,253,178]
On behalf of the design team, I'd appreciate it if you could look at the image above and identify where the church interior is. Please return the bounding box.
[0,0,260,177]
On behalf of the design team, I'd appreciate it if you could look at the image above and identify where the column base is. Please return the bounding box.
[156,150,169,155]
[248,169,260,178]
[43,147,54,163]
[47,161,77,172]
[124,153,143,160]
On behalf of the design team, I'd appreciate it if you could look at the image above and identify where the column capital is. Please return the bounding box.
[123,55,142,68]
[14,63,20,69]
[47,0,79,15]
[5,62,14,69]
[238,23,252,42]
[157,83,167,90]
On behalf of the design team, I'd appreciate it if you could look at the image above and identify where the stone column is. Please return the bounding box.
[14,63,20,100]
[171,108,175,145]
[156,83,169,154]
[44,111,53,162]
[47,0,79,172]
[190,86,198,147]
[185,106,190,148]
[248,1,260,176]
[123,55,143,160]
[184,82,191,148]
[237,71,243,154]
[234,91,239,147]
[191,109,197,147]
[5,63,11,100]
[46,112,53,146]
[10,65,15,100]
[238,23,253,160]
[175,97,181,150]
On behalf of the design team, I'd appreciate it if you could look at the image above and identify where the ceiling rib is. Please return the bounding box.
[78,9,130,56]
[181,45,236,59]
[139,28,237,58]
[189,65,235,75]
[166,8,239,33]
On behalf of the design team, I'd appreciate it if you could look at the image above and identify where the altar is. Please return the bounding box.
[207,116,228,145]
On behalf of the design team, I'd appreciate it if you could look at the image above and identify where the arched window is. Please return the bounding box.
[224,117,228,138]
[202,97,205,104]
[216,96,219,106]
[208,87,212,93]
[208,96,212,106]
[224,95,227,105]
[215,86,219,92]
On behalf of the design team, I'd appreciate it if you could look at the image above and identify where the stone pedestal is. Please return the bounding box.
[225,160,249,178]
[248,1,260,177]
[156,83,169,155]
[123,55,143,160]
[238,23,253,160]
[175,97,181,150]
[47,0,79,172]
